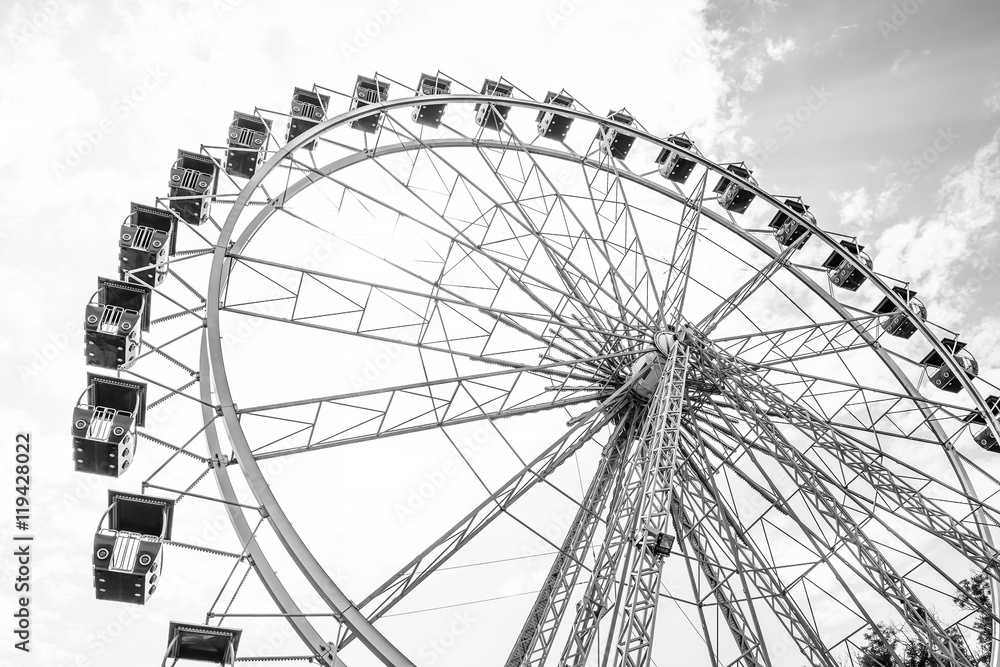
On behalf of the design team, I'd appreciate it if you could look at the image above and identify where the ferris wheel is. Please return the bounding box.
[73,71,1000,667]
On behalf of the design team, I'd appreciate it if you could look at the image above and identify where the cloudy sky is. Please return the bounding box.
[2,1,1000,666]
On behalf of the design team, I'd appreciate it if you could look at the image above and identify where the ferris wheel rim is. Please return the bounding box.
[201,93,1000,666]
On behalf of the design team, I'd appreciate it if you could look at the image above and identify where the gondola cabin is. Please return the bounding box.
[72,375,146,477]
[713,163,757,214]
[768,198,814,248]
[286,87,329,151]
[597,110,637,159]
[119,203,174,287]
[350,75,390,133]
[84,278,151,371]
[822,241,872,292]
[536,91,575,140]
[411,73,451,128]
[225,111,271,179]
[474,78,514,130]
[654,134,697,183]
[93,491,174,604]
[920,338,978,394]
[163,623,242,666]
[873,287,927,339]
[964,396,1000,453]
[168,150,216,226]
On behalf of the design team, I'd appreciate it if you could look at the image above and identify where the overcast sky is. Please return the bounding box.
[2,1,999,666]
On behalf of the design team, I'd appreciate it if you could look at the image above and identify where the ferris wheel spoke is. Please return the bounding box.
[696,244,798,337]
[711,313,884,368]
[472,141,652,336]
[692,410,934,667]
[281,153,632,341]
[698,353,979,667]
[237,348,628,415]
[489,122,663,334]
[696,404,1000,565]
[227,251,642,376]
[576,156,658,335]
[670,490,772,667]
[222,241,629,380]
[376,117,647,337]
[656,172,709,329]
[337,396,631,651]
[390,111,651,334]
[247,388,611,460]
[719,370,1000,572]
[677,426,841,667]
[711,356,986,504]
[307,157,640,342]
[723,362,971,445]
[692,404,1000,652]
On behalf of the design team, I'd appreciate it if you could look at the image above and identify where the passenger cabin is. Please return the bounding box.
[119,204,174,287]
[920,338,979,393]
[873,287,927,339]
[964,396,1000,453]
[168,150,216,226]
[411,73,451,128]
[598,110,637,159]
[713,163,757,214]
[474,78,514,130]
[536,91,575,140]
[163,623,242,666]
[768,198,814,247]
[654,134,697,183]
[822,241,872,292]
[350,75,390,133]
[85,278,151,371]
[93,491,174,605]
[286,87,329,151]
[225,111,271,179]
[72,375,146,477]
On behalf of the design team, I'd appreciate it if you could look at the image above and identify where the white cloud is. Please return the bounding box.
[986,86,1000,114]
[764,36,797,61]
[890,49,912,74]
[741,54,767,91]
[830,23,858,40]
[868,129,1000,322]
[829,183,903,230]
[739,37,798,92]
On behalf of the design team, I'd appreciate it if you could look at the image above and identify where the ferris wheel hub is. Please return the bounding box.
[654,328,691,356]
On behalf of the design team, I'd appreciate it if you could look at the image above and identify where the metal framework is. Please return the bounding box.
[74,73,1000,667]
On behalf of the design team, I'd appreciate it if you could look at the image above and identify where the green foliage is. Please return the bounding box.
[954,572,993,667]
[858,623,900,667]
[852,570,993,667]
